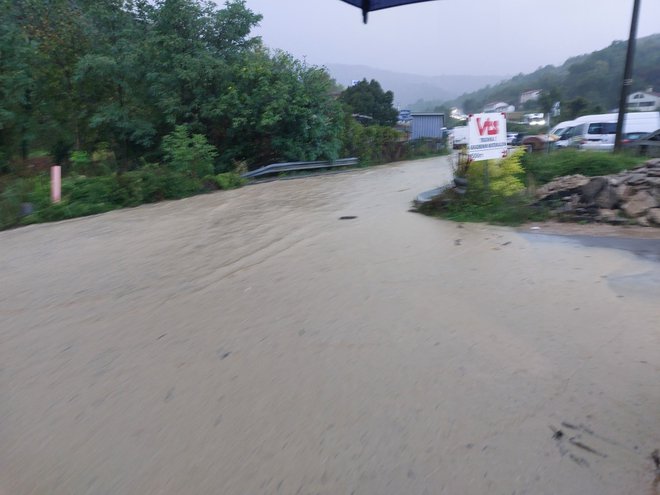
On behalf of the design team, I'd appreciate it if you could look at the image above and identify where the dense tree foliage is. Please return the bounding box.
[1,0,448,229]
[0,0,345,171]
[339,79,398,126]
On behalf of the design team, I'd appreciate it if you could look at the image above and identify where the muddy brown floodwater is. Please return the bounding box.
[1,157,659,495]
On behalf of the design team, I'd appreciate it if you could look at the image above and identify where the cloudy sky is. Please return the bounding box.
[239,0,660,77]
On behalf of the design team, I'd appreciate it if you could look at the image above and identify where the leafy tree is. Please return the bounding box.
[208,49,343,167]
[0,0,36,169]
[73,1,157,168]
[339,79,398,126]
[0,0,346,175]
[16,0,91,152]
[161,125,217,177]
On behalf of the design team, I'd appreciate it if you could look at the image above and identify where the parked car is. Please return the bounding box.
[621,131,648,144]
[521,134,550,152]
[623,129,660,157]
[511,133,526,146]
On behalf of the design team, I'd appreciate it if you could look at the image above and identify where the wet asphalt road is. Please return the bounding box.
[1,157,659,494]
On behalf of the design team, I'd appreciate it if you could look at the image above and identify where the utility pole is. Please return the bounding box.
[614,0,641,152]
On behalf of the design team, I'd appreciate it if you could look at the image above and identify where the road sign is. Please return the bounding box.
[467,113,508,162]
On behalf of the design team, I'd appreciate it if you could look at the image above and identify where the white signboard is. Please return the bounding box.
[467,113,508,162]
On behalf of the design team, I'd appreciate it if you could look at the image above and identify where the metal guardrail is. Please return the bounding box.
[241,157,359,179]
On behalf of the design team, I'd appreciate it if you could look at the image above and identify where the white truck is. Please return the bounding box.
[450,126,469,148]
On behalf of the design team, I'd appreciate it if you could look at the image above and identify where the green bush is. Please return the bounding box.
[111,173,144,206]
[465,148,526,199]
[417,149,544,226]
[23,201,116,224]
[0,164,246,230]
[161,126,218,178]
[215,172,247,190]
[127,168,202,202]
[521,149,645,184]
[0,180,27,229]
[404,139,447,160]
[67,176,116,204]
[341,120,407,165]
[70,151,92,175]
[27,177,52,210]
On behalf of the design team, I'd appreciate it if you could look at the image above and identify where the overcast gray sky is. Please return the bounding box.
[239,0,660,77]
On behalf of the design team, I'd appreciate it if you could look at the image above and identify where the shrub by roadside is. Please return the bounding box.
[417,148,548,225]
[416,149,648,226]
[0,169,248,230]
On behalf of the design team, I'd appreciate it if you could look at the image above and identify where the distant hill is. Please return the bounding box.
[325,64,506,108]
[442,33,660,114]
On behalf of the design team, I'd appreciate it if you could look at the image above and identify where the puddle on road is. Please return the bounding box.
[524,233,660,298]
[523,233,660,263]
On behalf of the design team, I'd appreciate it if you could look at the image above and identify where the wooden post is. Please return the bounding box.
[614,0,641,152]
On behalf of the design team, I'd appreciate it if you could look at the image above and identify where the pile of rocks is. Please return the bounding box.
[535,158,660,226]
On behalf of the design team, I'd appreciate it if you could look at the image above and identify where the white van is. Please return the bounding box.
[549,120,578,148]
[575,112,660,151]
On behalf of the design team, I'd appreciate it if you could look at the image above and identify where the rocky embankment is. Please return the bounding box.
[535,158,660,226]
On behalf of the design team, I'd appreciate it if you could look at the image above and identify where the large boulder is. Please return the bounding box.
[594,184,619,209]
[580,177,619,209]
[625,173,648,186]
[647,208,660,226]
[597,208,626,224]
[580,177,608,203]
[615,183,636,202]
[536,175,589,201]
[621,190,658,217]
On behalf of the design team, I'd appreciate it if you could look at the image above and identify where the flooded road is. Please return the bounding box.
[1,157,659,495]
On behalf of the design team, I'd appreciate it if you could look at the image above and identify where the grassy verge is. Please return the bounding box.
[521,149,645,184]
[419,194,549,226]
[418,149,646,226]
[0,170,246,230]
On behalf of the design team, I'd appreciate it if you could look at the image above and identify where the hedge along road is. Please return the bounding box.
[1,156,659,495]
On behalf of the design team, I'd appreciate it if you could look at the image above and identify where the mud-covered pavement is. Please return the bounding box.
[1,157,659,494]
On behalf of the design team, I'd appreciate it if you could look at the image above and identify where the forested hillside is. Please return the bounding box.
[442,34,660,114]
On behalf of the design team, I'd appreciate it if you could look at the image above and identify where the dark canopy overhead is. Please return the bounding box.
[339,0,436,23]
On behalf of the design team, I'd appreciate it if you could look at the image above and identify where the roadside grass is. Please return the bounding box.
[1,144,446,230]
[438,197,549,225]
[521,149,645,184]
[0,170,247,230]
[418,148,646,226]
